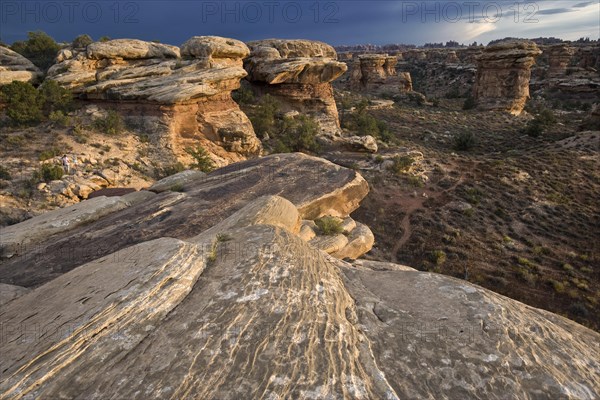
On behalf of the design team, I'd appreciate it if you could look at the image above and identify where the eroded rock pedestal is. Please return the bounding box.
[349,54,412,95]
[244,39,347,134]
[47,37,262,165]
[0,153,598,399]
[473,41,542,115]
[547,44,575,77]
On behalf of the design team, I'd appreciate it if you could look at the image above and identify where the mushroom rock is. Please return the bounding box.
[46,37,261,165]
[244,39,348,135]
[473,40,542,115]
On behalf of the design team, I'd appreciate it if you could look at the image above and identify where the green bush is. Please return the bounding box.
[40,80,73,113]
[343,99,393,142]
[37,164,64,182]
[99,36,111,42]
[232,85,255,105]
[389,155,415,175]
[0,166,11,180]
[72,34,93,48]
[48,110,71,127]
[273,115,320,153]
[453,131,476,151]
[315,216,344,236]
[92,110,124,135]
[430,250,447,266]
[160,162,186,178]
[523,108,557,137]
[11,31,60,71]
[186,145,216,172]
[38,147,62,161]
[249,94,279,139]
[0,81,44,125]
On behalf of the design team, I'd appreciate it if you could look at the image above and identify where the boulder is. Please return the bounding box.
[46,37,261,164]
[473,40,542,115]
[339,135,378,153]
[0,47,42,85]
[245,39,348,134]
[331,222,375,260]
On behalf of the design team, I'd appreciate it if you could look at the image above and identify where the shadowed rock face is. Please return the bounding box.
[473,41,542,115]
[0,153,368,287]
[46,37,261,164]
[245,39,348,134]
[0,188,598,398]
[348,54,412,94]
[547,44,575,77]
[0,47,42,85]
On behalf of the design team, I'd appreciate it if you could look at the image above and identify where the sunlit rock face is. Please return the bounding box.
[244,39,348,134]
[473,40,542,115]
[46,37,261,166]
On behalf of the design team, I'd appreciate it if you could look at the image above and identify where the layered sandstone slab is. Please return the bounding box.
[473,40,542,115]
[47,37,261,163]
[1,194,598,398]
[0,153,369,287]
[245,39,348,133]
[0,46,42,85]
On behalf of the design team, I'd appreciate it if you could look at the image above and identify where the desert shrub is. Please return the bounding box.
[523,108,557,137]
[250,94,279,139]
[343,100,393,142]
[0,81,44,125]
[72,34,93,48]
[569,302,589,318]
[0,166,11,180]
[315,216,344,236]
[37,163,64,182]
[272,115,320,153]
[99,36,111,42]
[445,86,462,99]
[430,250,447,266]
[160,162,186,178]
[11,31,60,71]
[38,147,61,161]
[92,110,124,135]
[186,145,216,172]
[452,131,476,151]
[39,80,73,113]
[48,111,71,127]
[232,85,255,105]
[389,155,415,175]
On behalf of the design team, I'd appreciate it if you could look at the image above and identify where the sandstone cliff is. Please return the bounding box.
[473,40,542,115]
[0,153,598,399]
[244,39,347,134]
[46,37,262,165]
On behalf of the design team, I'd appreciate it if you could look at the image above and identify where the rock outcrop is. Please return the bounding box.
[1,154,598,399]
[46,37,261,165]
[244,39,347,134]
[547,44,575,77]
[349,54,412,94]
[473,41,542,115]
[0,153,369,287]
[0,46,42,85]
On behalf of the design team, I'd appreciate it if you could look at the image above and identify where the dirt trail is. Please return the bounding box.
[391,173,465,263]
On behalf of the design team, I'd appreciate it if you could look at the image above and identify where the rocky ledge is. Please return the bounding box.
[0,46,42,86]
[0,153,598,399]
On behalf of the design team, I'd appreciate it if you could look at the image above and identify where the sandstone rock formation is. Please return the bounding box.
[244,39,347,134]
[0,153,369,287]
[1,154,598,399]
[547,44,575,77]
[349,54,412,94]
[0,46,42,85]
[46,37,261,165]
[473,40,542,115]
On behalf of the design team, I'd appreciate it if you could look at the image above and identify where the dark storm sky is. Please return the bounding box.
[1,1,598,46]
